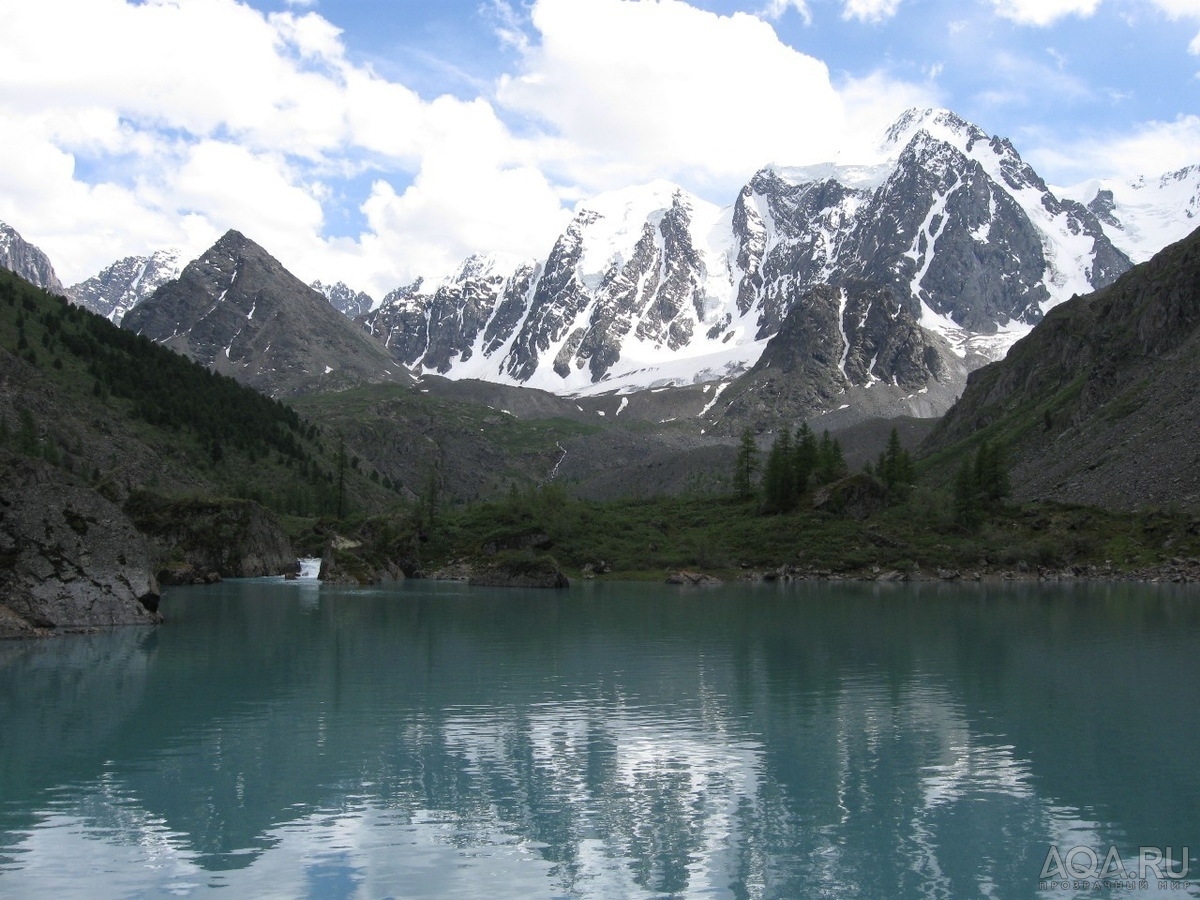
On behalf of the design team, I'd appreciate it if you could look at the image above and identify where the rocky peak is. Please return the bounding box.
[68,248,183,324]
[123,230,408,397]
[312,279,375,318]
[0,221,65,294]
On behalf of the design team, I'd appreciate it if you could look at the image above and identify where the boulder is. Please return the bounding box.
[469,551,569,589]
[666,570,724,586]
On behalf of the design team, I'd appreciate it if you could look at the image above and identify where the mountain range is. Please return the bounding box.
[353,108,1193,401]
[1,107,1197,432]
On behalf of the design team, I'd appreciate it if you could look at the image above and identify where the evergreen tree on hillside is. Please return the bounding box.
[733,427,759,500]
[794,423,818,494]
[815,430,847,484]
[762,429,798,513]
[876,427,915,492]
[954,440,1010,527]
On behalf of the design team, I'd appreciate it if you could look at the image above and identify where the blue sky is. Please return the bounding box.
[0,0,1196,295]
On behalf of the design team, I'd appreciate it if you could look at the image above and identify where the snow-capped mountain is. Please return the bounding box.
[361,109,1158,398]
[0,221,64,294]
[311,279,374,318]
[1064,164,1200,264]
[67,249,183,324]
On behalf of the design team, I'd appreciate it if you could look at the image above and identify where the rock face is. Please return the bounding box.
[68,249,183,324]
[124,493,296,579]
[0,452,161,636]
[924,224,1200,511]
[122,230,410,398]
[712,280,968,432]
[0,221,65,294]
[312,279,375,318]
[358,108,1147,402]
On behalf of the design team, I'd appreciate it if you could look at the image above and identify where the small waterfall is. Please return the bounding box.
[297,558,322,580]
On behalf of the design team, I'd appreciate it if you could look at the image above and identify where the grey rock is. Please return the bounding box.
[0,221,64,294]
[122,230,410,398]
[0,452,161,636]
[68,249,182,324]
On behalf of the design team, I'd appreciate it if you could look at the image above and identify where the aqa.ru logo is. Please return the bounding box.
[1040,845,1190,884]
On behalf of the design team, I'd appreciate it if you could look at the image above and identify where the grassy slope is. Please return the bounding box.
[0,270,399,520]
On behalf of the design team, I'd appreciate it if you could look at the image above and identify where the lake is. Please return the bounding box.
[1,578,1199,898]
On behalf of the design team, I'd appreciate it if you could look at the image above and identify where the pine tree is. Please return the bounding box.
[733,427,759,499]
[762,430,797,513]
[794,423,818,494]
[816,430,847,484]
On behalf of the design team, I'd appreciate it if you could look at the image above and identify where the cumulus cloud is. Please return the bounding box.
[0,0,570,294]
[990,0,1102,25]
[1028,114,1200,184]
[842,0,904,23]
[497,0,931,193]
[760,0,813,23]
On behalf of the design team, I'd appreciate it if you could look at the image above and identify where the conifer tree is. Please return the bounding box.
[794,423,818,494]
[733,427,759,499]
[762,430,797,513]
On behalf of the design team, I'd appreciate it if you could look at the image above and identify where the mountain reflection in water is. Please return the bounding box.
[1,579,1198,898]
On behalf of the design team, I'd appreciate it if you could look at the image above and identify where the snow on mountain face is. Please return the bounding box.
[312,280,375,318]
[67,249,183,324]
[1062,165,1200,263]
[354,108,1184,400]
[0,221,65,294]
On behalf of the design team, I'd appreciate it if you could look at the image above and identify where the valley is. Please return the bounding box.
[2,107,1200,637]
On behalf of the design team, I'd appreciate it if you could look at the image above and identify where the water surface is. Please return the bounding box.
[1,578,1198,898]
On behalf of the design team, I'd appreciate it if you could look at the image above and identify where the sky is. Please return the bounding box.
[0,0,1197,297]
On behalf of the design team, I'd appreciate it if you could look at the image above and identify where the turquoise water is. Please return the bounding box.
[1,578,1198,898]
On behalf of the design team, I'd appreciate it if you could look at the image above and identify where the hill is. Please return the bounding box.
[923,225,1200,510]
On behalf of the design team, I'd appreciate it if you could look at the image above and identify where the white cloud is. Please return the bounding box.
[0,0,570,295]
[1028,114,1200,184]
[842,0,903,23]
[991,0,1101,25]
[761,0,813,23]
[497,0,931,193]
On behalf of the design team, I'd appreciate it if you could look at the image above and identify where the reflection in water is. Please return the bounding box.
[1,580,1198,898]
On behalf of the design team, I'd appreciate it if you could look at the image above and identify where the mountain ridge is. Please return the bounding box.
[122,230,411,398]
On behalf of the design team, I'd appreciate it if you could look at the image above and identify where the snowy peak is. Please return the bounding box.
[69,248,183,324]
[351,108,1172,402]
[312,279,375,318]
[0,221,64,294]
[881,108,986,157]
[1063,164,1200,263]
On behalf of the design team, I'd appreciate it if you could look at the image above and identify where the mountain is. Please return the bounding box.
[67,248,183,324]
[1064,164,1200,264]
[710,280,968,434]
[122,230,410,398]
[359,109,1149,404]
[923,224,1200,511]
[312,279,375,318]
[0,221,64,294]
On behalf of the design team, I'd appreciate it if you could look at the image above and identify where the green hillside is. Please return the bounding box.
[0,269,398,519]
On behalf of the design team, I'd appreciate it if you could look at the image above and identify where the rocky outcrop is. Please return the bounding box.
[123,492,295,579]
[713,280,967,433]
[0,221,64,295]
[665,571,724,586]
[468,551,569,589]
[0,452,161,637]
[68,249,182,324]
